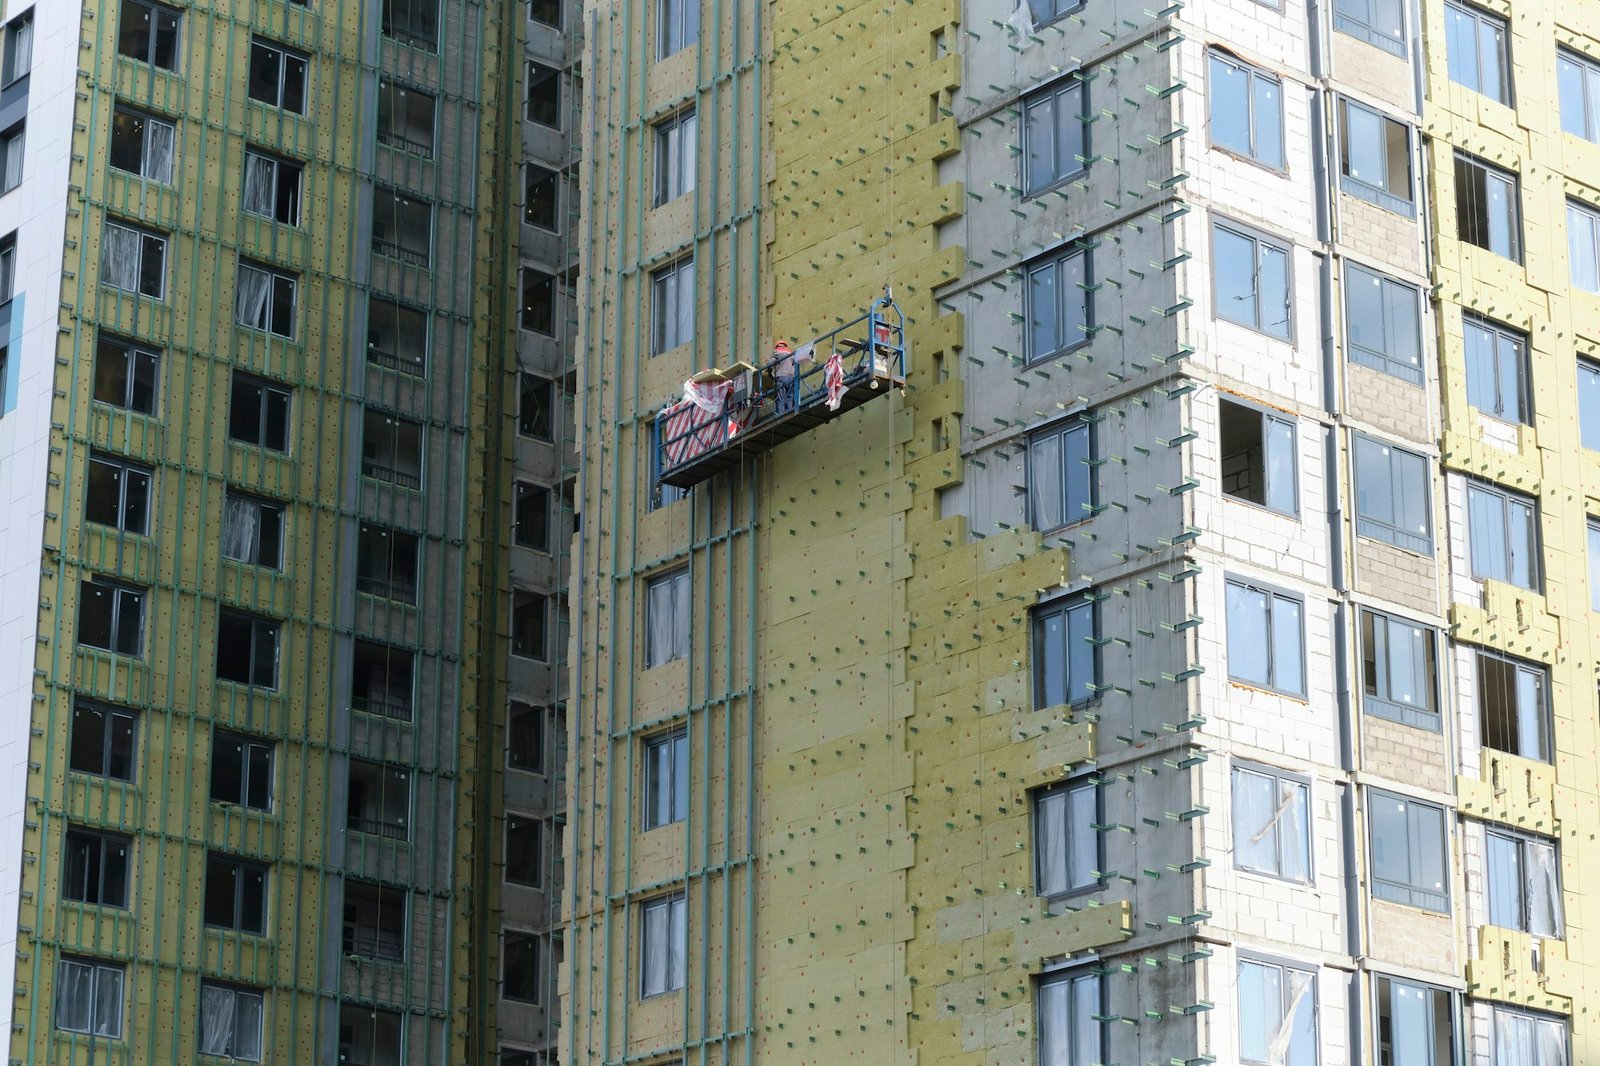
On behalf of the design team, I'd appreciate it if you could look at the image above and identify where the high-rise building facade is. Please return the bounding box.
[570,1,1600,1066]
[0,0,571,1062]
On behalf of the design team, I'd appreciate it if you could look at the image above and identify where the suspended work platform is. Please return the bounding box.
[655,292,907,489]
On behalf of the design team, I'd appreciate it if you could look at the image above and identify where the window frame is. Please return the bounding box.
[502,929,543,1003]
[1466,479,1540,591]
[1368,789,1450,912]
[371,184,433,267]
[1224,577,1306,697]
[653,107,697,207]
[210,729,275,812]
[1212,219,1293,340]
[514,480,552,553]
[204,851,269,935]
[1359,608,1439,730]
[524,163,561,231]
[61,826,132,908]
[1231,763,1312,883]
[1023,243,1092,364]
[1207,51,1284,170]
[197,981,266,1062]
[507,702,548,775]
[376,80,436,158]
[1558,47,1600,143]
[1025,0,1088,30]
[228,372,292,453]
[505,811,544,887]
[643,727,689,830]
[1237,955,1318,1066]
[519,372,555,440]
[1485,827,1563,939]
[342,878,408,962]
[1218,396,1298,516]
[234,259,298,339]
[1032,776,1101,899]
[69,699,138,782]
[657,0,700,58]
[1444,0,1511,104]
[1373,976,1454,1066]
[1454,152,1522,262]
[1462,313,1530,424]
[366,294,429,375]
[639,892,688,997]
[215,608,281,690]
[526,62,562,129]
[77,576,145,657]
[1021,73,1089,196]
[1333,0,1406,56]
[117,0,181,71]
[361,406,424,489]
[1568,197,1600,294]
[221,489,285,570]
[1352,433,1433,553]
[1035,965,1104,1066]
[1027,415,1094,533]
[651,256,695,355]
[85,451,153,535]
[1491,1007,1569,1066]
[241,147,302,227]
[1590,518,1600,613]
[1032,591,1098,708]
[346,759,412,840]
[109,104,175,185]
[1580,360,1600,451]
[248,37,308,115]
[93,334,160,414]
[356,522,421,604]
[54,956,125,1038]
[101,219,168,299]
[521,267,557,336]
[1337,96,1415,216]
[1476,647,1551,763]
[2,10,32,86]
[382,0,440,50]
[510,589,549,661]
[645,567,691,668]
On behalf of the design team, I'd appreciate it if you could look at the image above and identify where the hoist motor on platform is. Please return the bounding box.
[654,291,907,489]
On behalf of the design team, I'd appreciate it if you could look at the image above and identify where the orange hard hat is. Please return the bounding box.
[773,340,792,353]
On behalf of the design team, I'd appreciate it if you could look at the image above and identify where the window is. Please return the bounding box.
[377,81,435,157]
[522,268,557,336]
[1591,520,1600,612]
[503,931,541,1002]
[70,700,137,781]
[1339,98,1413,215]
[0,122,21,193]
[1225,579,1304,696]
[1478,649,1550,762]
[101,220,166,298]
[527,63,561,127]
[216,609,280,689]
[221,491,284,570]
[1209,53,1282,169]
[1581,361,1600,451]
[347,760,411,840]
[1025,245,1090,361]
[511,590,548,660]
[1361,609,1437,729]
[241,149,301,226]
[372,186,432,266]
[382,0,439,49]
[85,452,152,535]
[1353,435,1431,553]
[654,109,696,206]
[94,335,159,414]
[1232,765,1310,881]
[109,106,174,184]
[519,373,555,439]
[1030,416,1094,528]
[1219,399,1296,514]
[229,373,291,452]
[1568,199,1600,294]
[55,958,124,1038]
[1369,790,1448,911]
[1467,480,1539,590]
[1463,315,1528,423]
[1558,49,1600,143]
[62,827,131,907]
[1445,2,1510,103]
[659,0,699,57]
[78,577,144,656]
[640,894,687,996]
[235,261,297,338]
[1033,778,1097,896]
[1025,0,1086,29]
[198,983,264,1062]
[1375,977,1453,1066]
[343,880,407,961]
[531,0,562,29]
[1036,968,1101,1066]
[1455,154,1521,261]
[651,258,694,354]
[211,730,274,811]
[1486,829,1562,937]
[1334,0,1404,55]
[1033,594,1096,707]
[352,640,414,721]
[205,853,267,934]
[1213,221,1291,339]
[338,1005,402,1066]
[362,408,423,489]
[508,703,548,774]
[646,568,690,667]
[1238,959,1316,1066]
[0,233,11,301]
[366,296,428,374]
[506,813,543,886]
[3,11,32,84]
[514,482,551,551]
[357,523,420,603]
[0,346,8,414]
[118,0,180,70]
[1022,75,1088,194]
[644,728,688,829]
[248,38,307,114]
[1493,1009,1568,1065]
[525,164,560,230]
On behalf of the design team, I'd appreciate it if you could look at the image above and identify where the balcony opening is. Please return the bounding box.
[347,758,411,840]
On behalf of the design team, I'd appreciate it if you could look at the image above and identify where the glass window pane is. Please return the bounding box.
[1028,261,1058,358]
[1211,57,1252,157]
[1271,595,1303,694]
[1253,74,1283,168]
[1486,831,1521,928]
[1238,961,1279,1061]
[1227,583,1270,686]
[1258,243,1289,338]
[1233,768,1279,875]
[1559,56,1588,137]
[1214,227,1258,329]
[1581,364,1600,451]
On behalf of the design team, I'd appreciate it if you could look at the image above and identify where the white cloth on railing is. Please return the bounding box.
[824,352,846,411]
[682,377,732,414]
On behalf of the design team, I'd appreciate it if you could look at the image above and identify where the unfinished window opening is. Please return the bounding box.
[519,372,555,439]
[531,0,562,29]
[508,703,548,774]
[521,268,557,336]
[1491,1009,1567,1066]
[211,730,274,811]
[1478,649,1549,761]
[338,1006,402,1066]
[204,852,267,934]
[352,640,415,721]
[511,590,548,660]
[85,452,152,535]
[78,577,145,656]
[1455,153,1521,261]
[525,164,560,230]
[118,0,180,70]
[503,931,542,1002]
[93,334,159,413]
[110,105,174,184]
[221,491,284,569]
[216,608,280,689]
[248,38,307,113]
[343,879,407,961]
[382,0,439,49]
[1219,398,1296,514]
[506,813,544,887]
[361,408,423,489]
[514,481,551,552]
[242,149,302,226]
[377,81,435,157]
[62,827,131,907]
[235,260,298,338]
[372,186,432,267]
[69,700,137,782]
[526,63,561,128]
[357,523,420,604]
[366,296,429,375]
[347,759,411,840]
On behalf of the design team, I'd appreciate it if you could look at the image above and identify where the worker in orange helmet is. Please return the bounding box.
[769,339,800,414]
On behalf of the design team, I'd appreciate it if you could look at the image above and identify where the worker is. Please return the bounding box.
[769,339,800,414]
